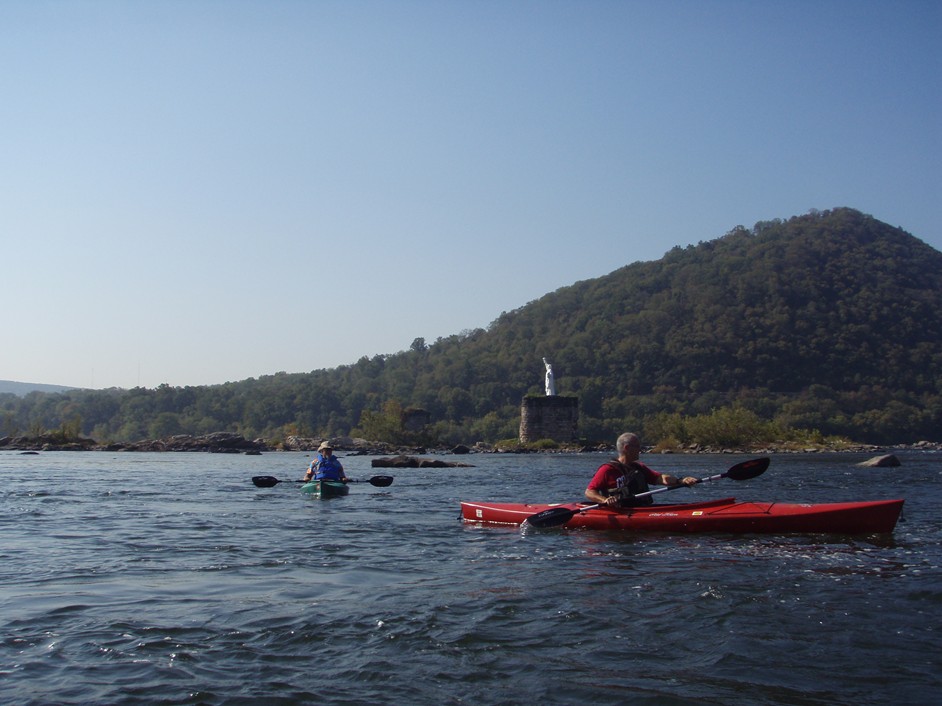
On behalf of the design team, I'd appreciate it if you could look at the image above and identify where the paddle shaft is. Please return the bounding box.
[523,457,769,528]
[554,478,706,510]
[634,470,732,499]
[556,473,712,512]
[252,475,393,488]
[564,474,724,508]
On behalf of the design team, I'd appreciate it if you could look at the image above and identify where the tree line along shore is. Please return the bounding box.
[2,431,939,456]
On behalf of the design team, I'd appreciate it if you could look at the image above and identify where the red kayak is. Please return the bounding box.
[459,496,905,534]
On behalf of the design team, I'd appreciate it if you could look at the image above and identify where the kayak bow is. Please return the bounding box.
[301,479,350,498]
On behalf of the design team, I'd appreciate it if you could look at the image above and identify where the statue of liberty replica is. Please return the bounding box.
[543,357,556,396]
[519,357,576,442]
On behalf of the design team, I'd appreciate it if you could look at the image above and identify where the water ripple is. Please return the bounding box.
[0,451,939,705]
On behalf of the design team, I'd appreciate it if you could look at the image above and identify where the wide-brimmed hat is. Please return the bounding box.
[318,441,333,451]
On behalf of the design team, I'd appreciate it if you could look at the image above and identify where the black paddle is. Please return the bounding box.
[523,457,770,529]
[251,475,394,488]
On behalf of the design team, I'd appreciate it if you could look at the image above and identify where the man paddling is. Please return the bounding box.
[304,441,348,483]
[586,433,698,507]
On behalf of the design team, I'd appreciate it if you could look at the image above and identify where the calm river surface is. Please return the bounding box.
[1,450,939,705]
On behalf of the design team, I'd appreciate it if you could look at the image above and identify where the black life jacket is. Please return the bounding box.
[603,460,653,507]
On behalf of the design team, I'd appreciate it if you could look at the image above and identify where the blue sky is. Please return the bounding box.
[2,0,939,389]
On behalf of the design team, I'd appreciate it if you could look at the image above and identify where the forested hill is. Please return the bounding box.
[3,208,940,445]
[442,206,941,442]
[498,206,941,401]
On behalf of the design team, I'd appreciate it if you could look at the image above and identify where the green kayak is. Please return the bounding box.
[300,479,350,498]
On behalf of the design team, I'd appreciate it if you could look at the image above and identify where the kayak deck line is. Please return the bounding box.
[459,497,905,534]
[460,496,740,519]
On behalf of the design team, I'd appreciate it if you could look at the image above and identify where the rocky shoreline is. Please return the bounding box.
[1,431,940,455]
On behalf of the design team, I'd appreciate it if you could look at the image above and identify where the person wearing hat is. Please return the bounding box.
[304,441,347,482]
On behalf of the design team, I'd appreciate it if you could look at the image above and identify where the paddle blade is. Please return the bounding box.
[726,457,770,481]
[252,476,281,488]
[524,506,578,529]
[368,475,394,487]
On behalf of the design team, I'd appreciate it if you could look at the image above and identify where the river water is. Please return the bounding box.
[1,450,939,705]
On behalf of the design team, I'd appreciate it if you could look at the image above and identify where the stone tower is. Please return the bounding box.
[519,396,579,443]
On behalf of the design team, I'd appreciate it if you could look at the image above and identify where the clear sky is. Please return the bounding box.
[2,0,939,390]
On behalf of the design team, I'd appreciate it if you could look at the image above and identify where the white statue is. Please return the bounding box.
[543,357,556,396]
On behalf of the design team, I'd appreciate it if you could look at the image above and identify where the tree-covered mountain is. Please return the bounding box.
[3,208,940,445]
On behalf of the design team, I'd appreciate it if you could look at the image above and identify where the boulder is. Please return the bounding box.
[112,433,268,453]
[371,455,474,468]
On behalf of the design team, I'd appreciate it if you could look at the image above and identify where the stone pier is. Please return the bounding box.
[519,396,579,443]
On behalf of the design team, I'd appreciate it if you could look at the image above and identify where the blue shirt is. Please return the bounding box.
[311,453,344,481]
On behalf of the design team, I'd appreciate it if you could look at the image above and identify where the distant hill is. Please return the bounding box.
[2,208,940,445]
[0,380,75,396]
[489,206,941,397]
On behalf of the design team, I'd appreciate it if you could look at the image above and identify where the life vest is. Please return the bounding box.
[312,454,344,481]
[602,460,653,507]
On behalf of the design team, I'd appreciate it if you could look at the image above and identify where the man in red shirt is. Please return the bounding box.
[586,433,698,507]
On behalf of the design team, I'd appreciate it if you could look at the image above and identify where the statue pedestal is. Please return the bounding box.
[519,396,579,443]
